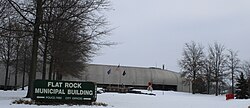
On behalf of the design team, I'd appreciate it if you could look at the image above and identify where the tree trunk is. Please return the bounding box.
[232,68,234,94]
[207,71,210,94]
[4,56,10,91]
[4,37,11,91]
[22,52,26,90]
[14,39,20,91]
[215,72,218,96]
[192,70,196,94]
[26,0,43,98]
[56,73,62,80]
[48,56,53,80]
[42,34,48,80]
[53,71,56,80]
[207,81,210,94]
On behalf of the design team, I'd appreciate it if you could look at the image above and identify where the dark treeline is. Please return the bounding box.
[0,0,113,98]
[179,41,250,97]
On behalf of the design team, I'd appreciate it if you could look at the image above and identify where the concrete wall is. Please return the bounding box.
[0,63,191,92]
[63,64,191,92]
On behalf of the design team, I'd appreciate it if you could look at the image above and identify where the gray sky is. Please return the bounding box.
[92,0,250,72]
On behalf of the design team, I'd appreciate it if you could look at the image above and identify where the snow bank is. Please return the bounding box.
[0,89,249,108]
[98,90,250,108]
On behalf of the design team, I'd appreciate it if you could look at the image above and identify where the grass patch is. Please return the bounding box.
[12,99,108,107]
[12,99,34,105]
[92,102,108,107]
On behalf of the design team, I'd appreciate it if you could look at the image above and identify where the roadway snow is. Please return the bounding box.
[0,88,249,108]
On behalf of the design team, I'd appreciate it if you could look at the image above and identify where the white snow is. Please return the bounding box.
[0,89,249,108]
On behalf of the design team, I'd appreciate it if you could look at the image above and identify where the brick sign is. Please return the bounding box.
[33,80,97,102]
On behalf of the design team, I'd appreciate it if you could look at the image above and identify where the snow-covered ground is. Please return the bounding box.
[0,88,249,108]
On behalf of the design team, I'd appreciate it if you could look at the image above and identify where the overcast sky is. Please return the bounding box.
[92,0,250,72]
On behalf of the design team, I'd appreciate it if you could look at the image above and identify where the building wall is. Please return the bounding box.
[63,64,191,92]
[0,63,191,92]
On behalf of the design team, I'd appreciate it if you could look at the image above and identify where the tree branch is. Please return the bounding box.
[7,0,34,25]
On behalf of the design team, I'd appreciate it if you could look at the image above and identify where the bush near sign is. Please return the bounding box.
[33,80,97,103]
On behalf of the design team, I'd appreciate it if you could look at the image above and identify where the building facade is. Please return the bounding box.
[0,63,191,92]
[63,64,191,92]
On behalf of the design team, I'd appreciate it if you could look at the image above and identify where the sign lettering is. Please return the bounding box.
[33,80,97,102]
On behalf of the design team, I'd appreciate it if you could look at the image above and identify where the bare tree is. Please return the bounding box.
[18,36,32,90]
[0,0,32,91]
[225,49,241,94]
[40,0,112,80]
[203,57,214,94]
[4,0,112,98]
[0,36,15,90]
[179,41,205,94]
[0,17,21,91]
[241,61,250,78]
[208,42,227,96]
